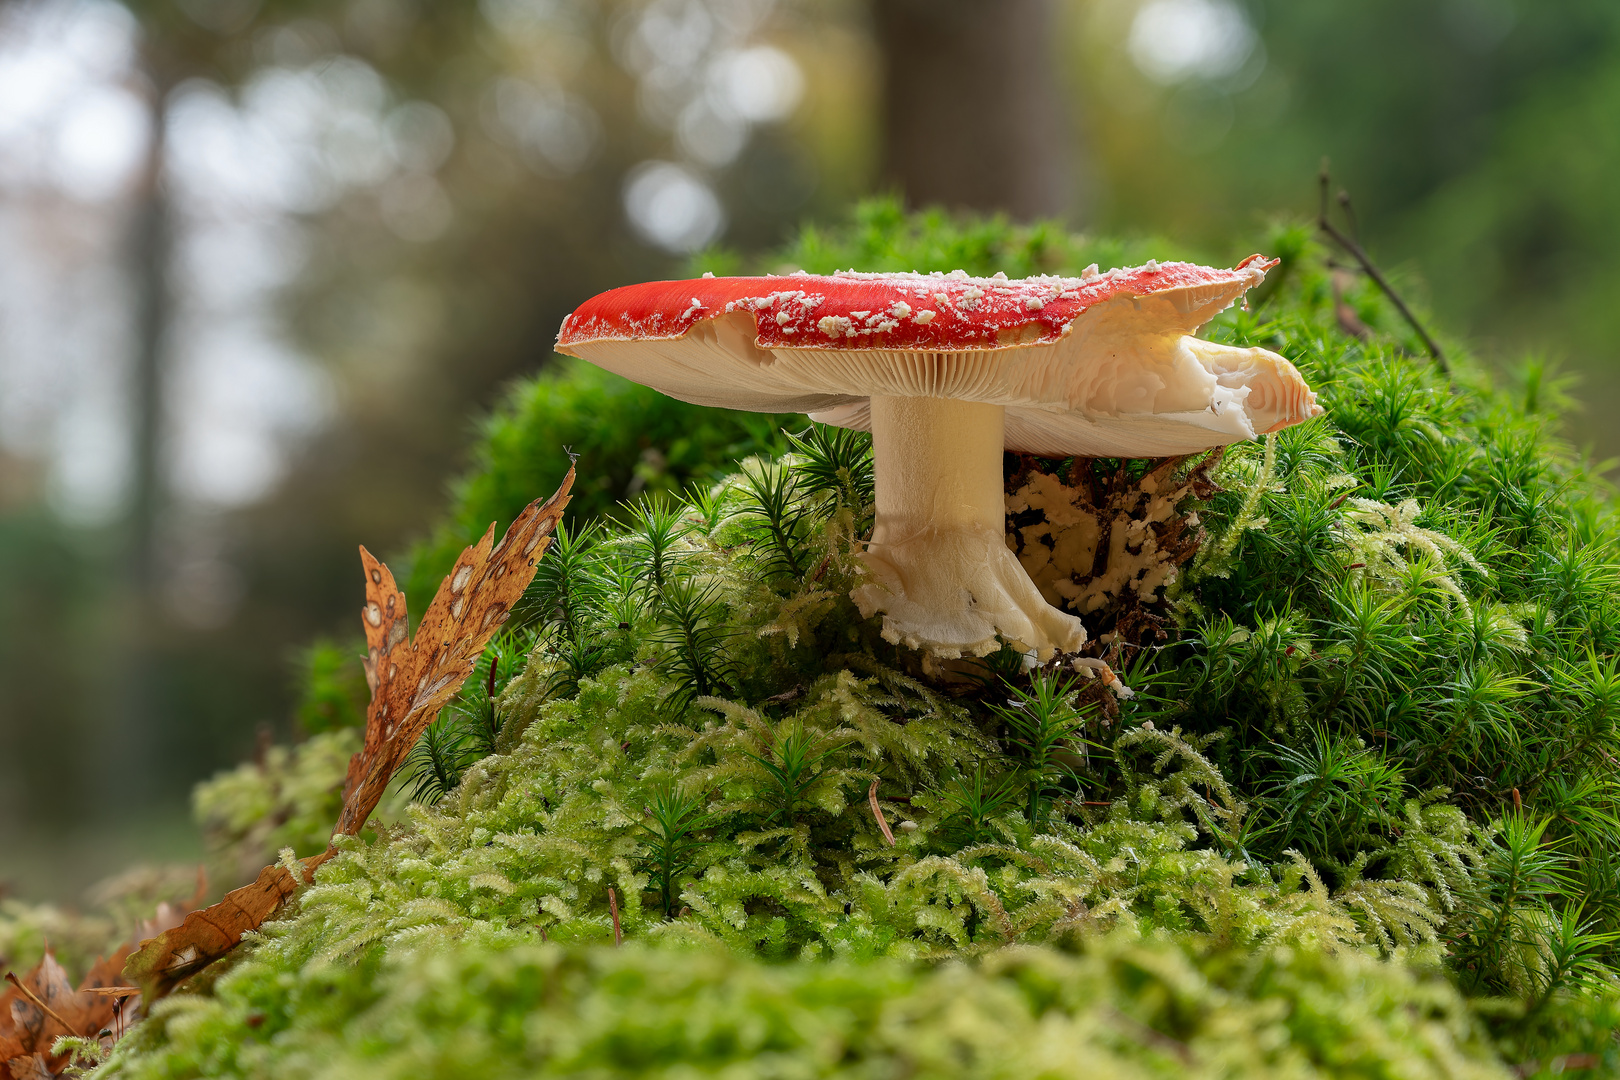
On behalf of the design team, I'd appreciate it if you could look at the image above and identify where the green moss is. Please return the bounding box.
[71,202,1620,1076]
[768,196,1183,279]
[106,933,1514,1080]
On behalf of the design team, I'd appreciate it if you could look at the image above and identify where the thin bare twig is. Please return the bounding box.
[868,779,896,846]
[1335,188,1361,242]
[608,886,622,946]
[1317,163,1450,377]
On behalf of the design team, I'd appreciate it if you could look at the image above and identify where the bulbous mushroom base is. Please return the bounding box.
[853,394,1087,661]
[853,522,1087,660]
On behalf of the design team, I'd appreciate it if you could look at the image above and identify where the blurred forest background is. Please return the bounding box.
[2,0,1617,901]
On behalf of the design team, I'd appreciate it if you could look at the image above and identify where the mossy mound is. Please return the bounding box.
[83,203,1620,1076]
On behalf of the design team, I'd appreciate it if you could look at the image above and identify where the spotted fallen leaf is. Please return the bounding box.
[338,463,574,836]
[1,945,136,1079]
[124,466,575,1000]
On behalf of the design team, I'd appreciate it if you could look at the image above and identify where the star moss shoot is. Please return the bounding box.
[40,202,1620,1078]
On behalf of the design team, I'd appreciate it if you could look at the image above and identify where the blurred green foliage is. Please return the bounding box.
[400,360,802,612]
[0,510,115,824]
[292,640,369,735]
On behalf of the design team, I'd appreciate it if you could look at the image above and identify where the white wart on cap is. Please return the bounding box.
[557,258,1322,660]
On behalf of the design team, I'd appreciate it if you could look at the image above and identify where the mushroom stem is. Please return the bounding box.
[852,394,1088,660]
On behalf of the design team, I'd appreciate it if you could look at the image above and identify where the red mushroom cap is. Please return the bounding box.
[557,256,1277,354]
[554,256,1318,458]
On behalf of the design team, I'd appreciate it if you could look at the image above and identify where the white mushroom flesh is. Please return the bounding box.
[852,395,1087,660]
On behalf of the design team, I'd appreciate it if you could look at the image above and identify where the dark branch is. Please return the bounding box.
[1316,164,1450,377]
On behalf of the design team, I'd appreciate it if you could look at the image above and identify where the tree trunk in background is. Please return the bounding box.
[873,0,1074,220]
[109,82,172,812]
[129,102,168,600]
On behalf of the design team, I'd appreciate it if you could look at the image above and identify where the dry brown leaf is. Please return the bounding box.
[4,951,78,1058]
[0,944,137,1078]
[123,467,575,1000]
[338,466,573,835]
[120,857,325,999]
[0,997,27,1074]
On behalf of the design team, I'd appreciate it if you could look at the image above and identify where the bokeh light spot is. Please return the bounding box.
[624,160,724,252]
[52,84,149,200]
[710,45,802,123]
[1127,0,1256,85]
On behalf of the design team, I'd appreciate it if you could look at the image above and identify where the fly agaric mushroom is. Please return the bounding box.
[555,258,1320,660]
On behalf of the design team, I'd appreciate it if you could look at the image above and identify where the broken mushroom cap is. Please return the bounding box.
[555,256,1321,457]
[556,259,1321,663]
